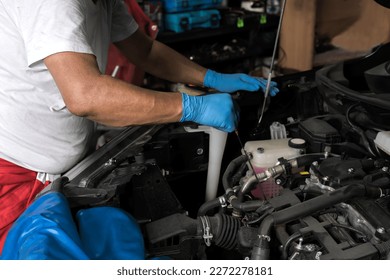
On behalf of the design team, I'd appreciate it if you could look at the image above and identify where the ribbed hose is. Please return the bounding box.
[199,214,241,250]
[213,214,240,250]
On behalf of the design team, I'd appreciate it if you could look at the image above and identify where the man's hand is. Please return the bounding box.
[204,69,279,96]
[180,92,239,133]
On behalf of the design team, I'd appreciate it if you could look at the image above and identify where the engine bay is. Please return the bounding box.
[60,43,390,260]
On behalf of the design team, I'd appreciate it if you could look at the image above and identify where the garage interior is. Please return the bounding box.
[2,0,390,262]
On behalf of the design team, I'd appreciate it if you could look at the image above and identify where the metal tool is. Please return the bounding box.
[234,1,288,198]
[234,0,289,193]
[257,0,288,126]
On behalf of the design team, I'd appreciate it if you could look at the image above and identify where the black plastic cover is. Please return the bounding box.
[298,118,341,153]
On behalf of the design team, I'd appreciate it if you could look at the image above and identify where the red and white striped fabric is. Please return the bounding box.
[0,158,50,254]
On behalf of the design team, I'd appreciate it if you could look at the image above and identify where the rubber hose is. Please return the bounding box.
[197,197,223,216]
[230,199,265,212]
[208,214,241,250]
[272,184,366,225]
[222,155,248,191]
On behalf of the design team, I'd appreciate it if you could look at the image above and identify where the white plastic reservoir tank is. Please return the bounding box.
[243,138,305,199]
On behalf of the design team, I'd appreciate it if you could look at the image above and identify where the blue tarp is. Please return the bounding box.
[1,192,146,260]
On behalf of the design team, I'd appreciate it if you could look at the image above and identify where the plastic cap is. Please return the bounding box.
[288,138,306,149]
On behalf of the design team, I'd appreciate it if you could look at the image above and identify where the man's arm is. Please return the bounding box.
[114,29,279,96]
[113,29,207,86]
[44,51,238,132]
[44,52,182,127]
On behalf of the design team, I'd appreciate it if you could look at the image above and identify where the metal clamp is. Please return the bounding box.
[219,196,227,208]
[258,234,271,242]
[199,216,213,247]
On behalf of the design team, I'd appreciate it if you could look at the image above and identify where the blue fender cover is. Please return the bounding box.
[76,207,145,260]
[1,192,146,260]
[0,192,88,260]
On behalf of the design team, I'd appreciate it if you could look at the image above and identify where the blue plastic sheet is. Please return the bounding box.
[1,192,145,260]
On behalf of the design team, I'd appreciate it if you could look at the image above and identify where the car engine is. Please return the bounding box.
[60,43,390,260]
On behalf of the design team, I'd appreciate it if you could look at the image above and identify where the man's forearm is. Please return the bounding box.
[44,52,182,127]
[114,30,207,87]
[82,75,183,127]
[140,40,207,86]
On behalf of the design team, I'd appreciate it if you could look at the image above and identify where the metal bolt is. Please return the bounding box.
[348,168,355,174]
[296,238,304,250]
[257,147,265,153]
[312,161,318,166]
[105,158,116,166]
[196,148,204,155]
[323,176,329,181]
[377,227,386,234]
[275,179,282,185]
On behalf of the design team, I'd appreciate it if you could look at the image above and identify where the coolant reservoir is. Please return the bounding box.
[244,138,305,199]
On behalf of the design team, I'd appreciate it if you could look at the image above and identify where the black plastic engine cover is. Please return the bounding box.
[298,118,341,153]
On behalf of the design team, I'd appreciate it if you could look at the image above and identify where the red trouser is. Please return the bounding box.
[0,158,49,254]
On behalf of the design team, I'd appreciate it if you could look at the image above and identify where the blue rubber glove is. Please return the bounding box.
[180,92,239,133]
[204,69,279,96]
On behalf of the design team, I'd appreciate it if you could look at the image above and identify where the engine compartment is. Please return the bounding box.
[59,43,390,260]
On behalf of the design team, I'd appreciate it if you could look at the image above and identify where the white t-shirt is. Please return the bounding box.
[0,0,138,176]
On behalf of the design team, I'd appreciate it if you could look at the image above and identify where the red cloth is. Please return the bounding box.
[0,158,49,254]
[105,0,158,85]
